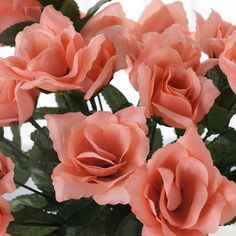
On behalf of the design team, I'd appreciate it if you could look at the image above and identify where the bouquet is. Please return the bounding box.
[0,0,236,235]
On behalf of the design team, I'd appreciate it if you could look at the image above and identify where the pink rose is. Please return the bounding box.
[46,107,149,205]
[0,0,41,33]
[139,0,188,34]
[13,5,126,99]
[0,196,13,236]
[219,31,236,93]
[81,2,141,62]
[196,11,236,58]
[0,57,38,126]
[0,152,15,195]
[127,127,236,236]
[130,33,219,128]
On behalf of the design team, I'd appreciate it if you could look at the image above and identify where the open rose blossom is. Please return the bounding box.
[0,57,38,126]
[130,33,219,128]
[219,31,236,93]
[139,0,188,34]
[0,152,15,195]
[12,5,126,100]
[0,0,41,34]
[196,11,236,58]
[46,107,149,205]
[127,127,236,236]
[0,196,13,236]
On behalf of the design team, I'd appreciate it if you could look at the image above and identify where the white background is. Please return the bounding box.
[1,0,236,235]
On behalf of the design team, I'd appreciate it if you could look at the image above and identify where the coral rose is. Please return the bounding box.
[14,5,126,100]
[130,33,219,128]
[0,57,38,126]
[196,11,236,58]
[81,2,141,62]
[219,31,236,93]
[127,127,236,236]
[46,107,149,205]
[0,152,15,195]
[139,0,188,34]
[0,196,14,236]
[0,0,41,34]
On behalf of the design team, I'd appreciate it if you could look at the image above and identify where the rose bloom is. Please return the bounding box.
[0,196,13,236]
[0,57,38,126]
[139,0,188,34]
[0,0,41,33]
[81,2,141,62]
[46,107,149,205]
[0,152,15,195]
[127,127,236,236]
[130,33,219,128]
[12,5,127,100]
[196,11,236,58]
[219,31,236,94]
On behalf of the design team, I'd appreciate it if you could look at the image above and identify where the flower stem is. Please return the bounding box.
[14,180,52,200]
[90,97,97,111]
[0,138,28,160]
[98,94,103,111]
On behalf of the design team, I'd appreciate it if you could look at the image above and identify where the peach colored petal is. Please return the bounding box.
[0,153,15,195]
[40,5,73,33]
[115,106,148,134]
[93,179,130,205]
[45,112,86,162]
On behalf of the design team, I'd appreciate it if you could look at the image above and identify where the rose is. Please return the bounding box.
[139,0,188,34]
[0,196,13,236]
[46,106,149,205]
[0,0,41,34]
[196,11,236,58]
[0,57,38,126]
[0,152,15,195]
[159,24,200,70]
[13,5,126,100]
[127,127,236,236]
[81,2,141,62]
[130,32,219,128]
[219,31,236,93]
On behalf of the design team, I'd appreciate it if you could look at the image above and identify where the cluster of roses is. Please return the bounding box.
[0,0,236,235]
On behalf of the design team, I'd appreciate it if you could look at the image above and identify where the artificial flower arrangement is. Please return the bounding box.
[0,0,236,235]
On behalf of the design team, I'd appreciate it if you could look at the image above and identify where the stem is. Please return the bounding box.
[29,118,48,138]
[149,121,157,151]
[14,180,51,200]
[29,118,42,130]
[98,94,103,111]
[203,131,212,142]
[11,221,59,227]
[90,97,97,111]
[0,138,28,160]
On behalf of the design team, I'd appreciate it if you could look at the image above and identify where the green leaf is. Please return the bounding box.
[11,123,21,148]
[105,205,131,236]
[204,104,229,133]
[114,213,142,236]
[0,21,33,46]
[75,0,112,31]
[12,206,58,224]
[29,127,59,193]
[56,92,90,115]
[207,128,236,181]
[8,224,57,236]
[60,0,80,25]
[33,107,67,120]
[10,194,48,212]
[206,65,229,91]
[102,85,132,113]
